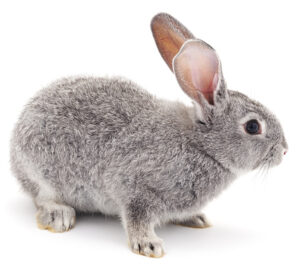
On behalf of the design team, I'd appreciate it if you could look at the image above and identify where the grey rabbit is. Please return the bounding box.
[10,13,288,258]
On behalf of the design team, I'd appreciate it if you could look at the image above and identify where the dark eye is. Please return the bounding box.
[244,119,261,135]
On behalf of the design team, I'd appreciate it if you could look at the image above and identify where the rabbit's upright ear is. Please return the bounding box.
[173,40,227,106]
[151,13,227,107]
[151,13,195,71]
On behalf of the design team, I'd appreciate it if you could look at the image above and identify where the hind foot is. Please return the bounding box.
[36,203,76,233]
[173,213,211,229]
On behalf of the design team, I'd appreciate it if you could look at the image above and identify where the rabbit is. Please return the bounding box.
[10,13,288,258]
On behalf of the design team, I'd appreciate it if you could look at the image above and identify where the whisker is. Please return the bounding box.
[258,163,267,179]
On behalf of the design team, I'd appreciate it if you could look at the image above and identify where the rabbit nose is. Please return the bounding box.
[281,138,288,156]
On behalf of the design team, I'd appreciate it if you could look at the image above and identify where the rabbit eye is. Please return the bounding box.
[244,119,261,135]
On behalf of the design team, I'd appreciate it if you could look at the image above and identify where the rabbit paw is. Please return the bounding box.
[173,213,211,229]
[130,237,164,258]
[36,203,76,233]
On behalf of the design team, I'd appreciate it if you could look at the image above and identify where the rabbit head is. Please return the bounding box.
[151,13,287,174]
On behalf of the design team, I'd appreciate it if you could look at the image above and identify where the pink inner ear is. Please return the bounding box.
[174,41,220,105]
[202,73,219,104]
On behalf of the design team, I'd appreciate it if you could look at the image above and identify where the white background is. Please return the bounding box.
[0,0,299,267]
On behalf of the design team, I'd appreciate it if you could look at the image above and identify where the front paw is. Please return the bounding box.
[129,237,164,258]
[173,213,212,229]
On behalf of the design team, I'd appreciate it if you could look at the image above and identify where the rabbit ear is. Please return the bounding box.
[173,39,225,106]
[151,13,195,71]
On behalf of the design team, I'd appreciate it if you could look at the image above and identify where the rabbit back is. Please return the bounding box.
[10,76,161,213]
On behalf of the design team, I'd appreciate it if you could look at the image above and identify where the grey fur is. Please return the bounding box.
[10,15,287,257]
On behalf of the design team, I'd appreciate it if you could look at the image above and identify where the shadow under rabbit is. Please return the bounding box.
[8,196,258,253]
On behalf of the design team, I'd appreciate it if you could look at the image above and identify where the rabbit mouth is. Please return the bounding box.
[258,144,283,170]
